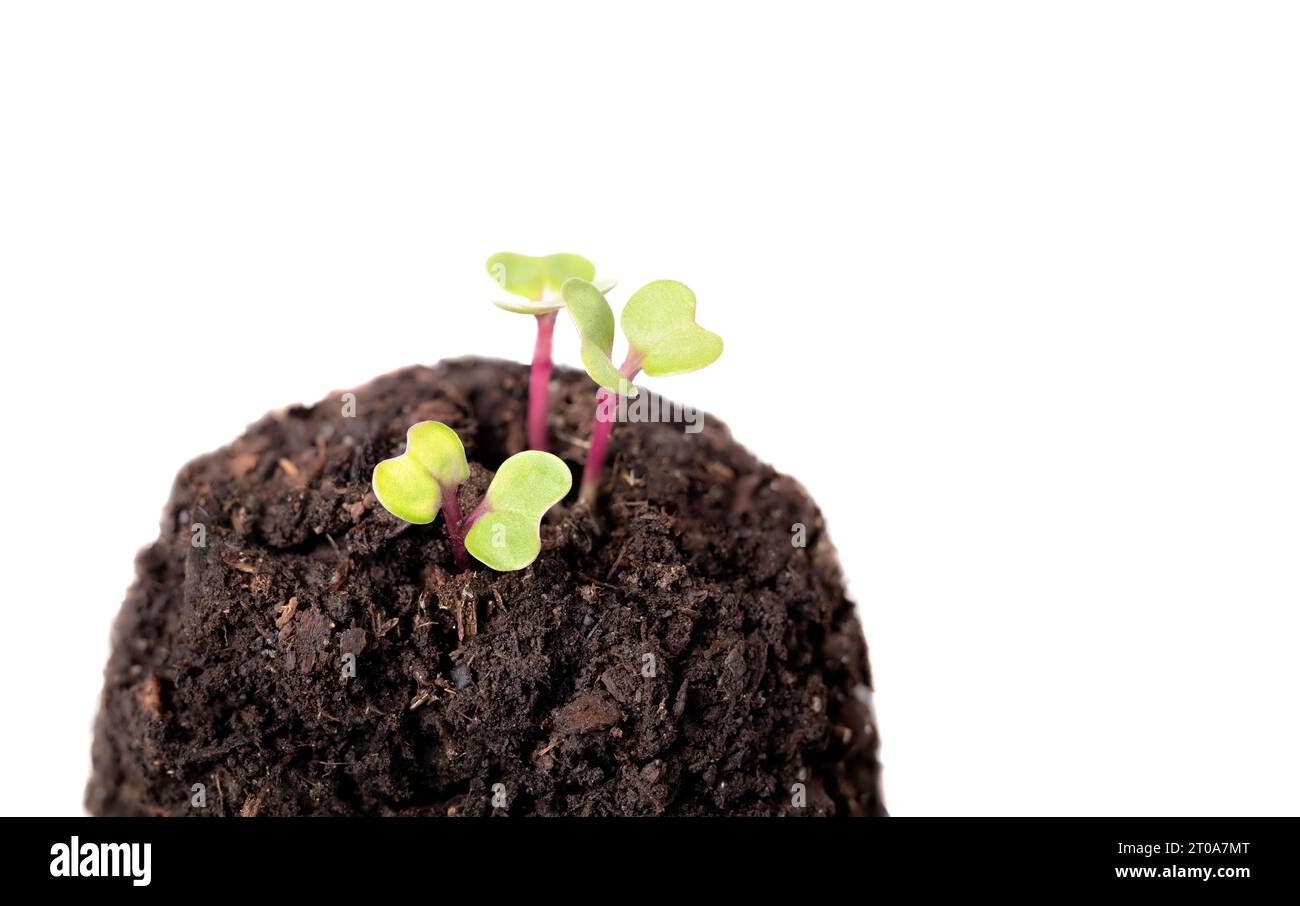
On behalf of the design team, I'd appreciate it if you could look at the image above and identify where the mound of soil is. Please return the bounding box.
[87,358,884,816]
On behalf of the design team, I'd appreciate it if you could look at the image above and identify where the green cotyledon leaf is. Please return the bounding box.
[561,278,638,396]
[464,450,572,571]
[543,253,597,289]
[487,252,601,313]
[620,279,723,377]
[486,252,546,300]
[371,421,469,524]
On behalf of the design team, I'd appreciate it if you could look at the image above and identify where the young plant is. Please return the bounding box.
[487,252,615,452]
[372,421,571,571]
[562,278,722,506]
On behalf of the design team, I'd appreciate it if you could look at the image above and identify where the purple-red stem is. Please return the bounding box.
[528,312,557,451]
[581,388,617,506]
[579,352,643,506]
[441,489,468,569]
[463,497,490,532]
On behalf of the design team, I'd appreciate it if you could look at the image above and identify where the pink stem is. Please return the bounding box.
[579,353,643,506]
[441,488,468,569]
[580,388,617,506]
[463,497,491,532]
[528,312,557,451]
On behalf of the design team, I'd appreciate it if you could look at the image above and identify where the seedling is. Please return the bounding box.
[464,450,574,571]
[487,252,615,452]
[562,278,722,505]
[372,421,571,570]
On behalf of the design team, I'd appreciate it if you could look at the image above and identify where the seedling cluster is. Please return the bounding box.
[372,421,571,571]
[369,252,722,572]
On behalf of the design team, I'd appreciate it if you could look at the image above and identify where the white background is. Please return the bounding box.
[1,2,1297,817]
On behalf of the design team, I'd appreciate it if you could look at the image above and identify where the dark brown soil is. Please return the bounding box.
[87,358,884,816]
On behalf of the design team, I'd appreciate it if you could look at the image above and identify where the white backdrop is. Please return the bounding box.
[1,1,1297,817]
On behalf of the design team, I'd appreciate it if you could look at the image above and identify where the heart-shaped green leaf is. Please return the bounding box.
[487,252,598,314]
[464,450,572,571]
[561,278,638,397]
[372,421,470,524]
[621,280,723,376]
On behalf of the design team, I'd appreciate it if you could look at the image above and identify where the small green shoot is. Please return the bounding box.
[486,251,614,451]
[465,450,573,571]
[371,421,469,524]
[561,278,722,505]
[372,421,471,565]
[488,252,599,313]
[372,421,569,571]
